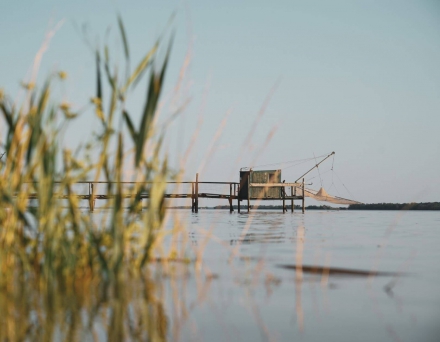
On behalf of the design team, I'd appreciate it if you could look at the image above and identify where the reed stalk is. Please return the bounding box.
[0,17,177,340]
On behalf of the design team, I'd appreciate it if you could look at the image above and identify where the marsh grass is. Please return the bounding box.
[0,17,186,341]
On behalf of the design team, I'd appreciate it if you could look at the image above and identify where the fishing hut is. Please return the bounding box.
[238,168,305,213]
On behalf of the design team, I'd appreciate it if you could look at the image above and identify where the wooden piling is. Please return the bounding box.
[291,186,294,212]
[229,183,233,212]
[89,182,95,212]
[302,178,305,213]
[195,173,199,213]
[282,185,286,213]
[88,183,91,211]
[191,182,195,212]
[247,175,250,213]
[237,183,241,213]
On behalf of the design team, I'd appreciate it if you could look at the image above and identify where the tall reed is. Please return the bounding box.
[0,17,173,287]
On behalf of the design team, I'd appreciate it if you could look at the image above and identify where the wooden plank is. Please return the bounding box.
[249,182,302,187]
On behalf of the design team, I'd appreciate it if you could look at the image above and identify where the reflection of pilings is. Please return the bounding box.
[295,225,304,332]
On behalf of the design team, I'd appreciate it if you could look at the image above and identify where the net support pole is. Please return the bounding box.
[195,173,199,213]
[302,178,305,214]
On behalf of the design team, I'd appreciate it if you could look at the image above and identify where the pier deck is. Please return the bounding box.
[23,174,306,213]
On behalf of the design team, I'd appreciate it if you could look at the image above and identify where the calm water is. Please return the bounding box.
[161,209,440,342]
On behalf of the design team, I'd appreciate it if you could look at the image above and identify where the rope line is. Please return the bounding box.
[333,170,356,200]
[250,153,329,169]
[305,168,332,182]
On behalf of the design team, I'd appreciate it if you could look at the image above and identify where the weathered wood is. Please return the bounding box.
[249,182,302,187]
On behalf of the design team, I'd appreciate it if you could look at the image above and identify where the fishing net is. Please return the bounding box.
[303,187,361,205]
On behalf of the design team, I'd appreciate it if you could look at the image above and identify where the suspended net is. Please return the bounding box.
[302,187,361,205]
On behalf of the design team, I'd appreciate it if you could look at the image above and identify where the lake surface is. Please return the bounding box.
[160,209,440,342]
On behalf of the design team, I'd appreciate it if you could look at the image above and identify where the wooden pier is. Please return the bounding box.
[24,173,306,213]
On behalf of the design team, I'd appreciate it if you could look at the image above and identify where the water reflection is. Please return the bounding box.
[0,267,197,342]
[4,211,438,341]
[295,224,305,333]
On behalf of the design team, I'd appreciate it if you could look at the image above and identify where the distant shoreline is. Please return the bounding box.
[347,202,440,210]
[164,202,440,211]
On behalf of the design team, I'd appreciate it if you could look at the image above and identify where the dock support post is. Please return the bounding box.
[229,183,233,213]
[302,178,305,214]
[195,173,199,213]
[89,182,95,212]
[191,182,195,212]
[247,176,250,213]
[237,183,241,213]
[291,186,294,212]
[282,185,286,213]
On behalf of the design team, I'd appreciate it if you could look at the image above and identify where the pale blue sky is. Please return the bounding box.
[1,0,439,203]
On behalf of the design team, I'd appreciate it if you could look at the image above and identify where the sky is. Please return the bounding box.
[0,0,439,204]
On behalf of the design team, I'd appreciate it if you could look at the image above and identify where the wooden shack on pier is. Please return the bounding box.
[239,169,282,200]
[238,168,305,212]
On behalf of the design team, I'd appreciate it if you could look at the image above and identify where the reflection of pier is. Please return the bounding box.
[24,171,306,213]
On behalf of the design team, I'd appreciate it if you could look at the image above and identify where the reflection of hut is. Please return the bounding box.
[239,169,282,200]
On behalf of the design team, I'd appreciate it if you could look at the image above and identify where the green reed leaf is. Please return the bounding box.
[135,34,173,167]
[121,43,157,94]
[123,110,137,143]
[118,15,130,62]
